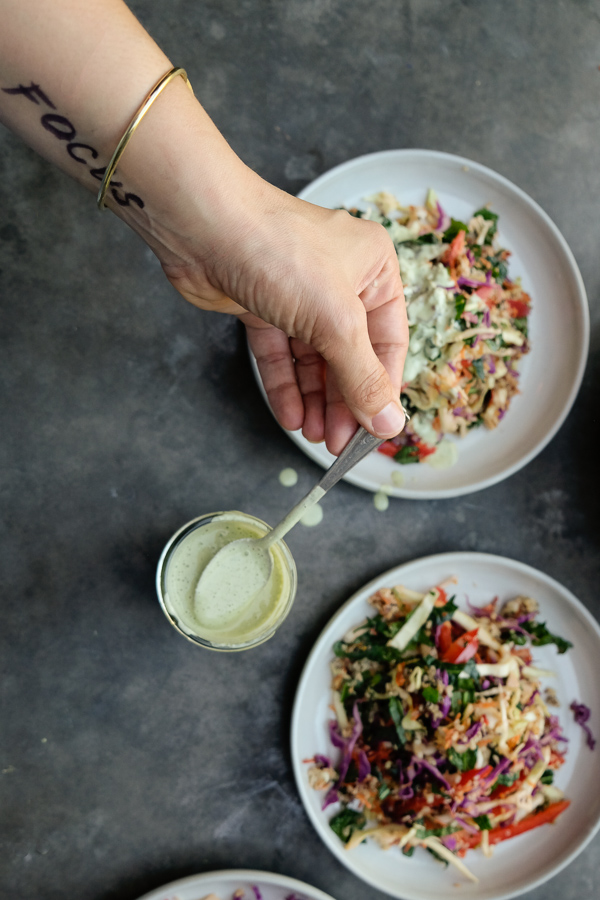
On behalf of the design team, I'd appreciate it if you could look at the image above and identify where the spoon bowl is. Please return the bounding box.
[193,536,274,627]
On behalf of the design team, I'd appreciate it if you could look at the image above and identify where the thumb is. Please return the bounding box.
[323,309,406,440]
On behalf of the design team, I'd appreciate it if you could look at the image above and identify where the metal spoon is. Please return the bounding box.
[194,427,385,623]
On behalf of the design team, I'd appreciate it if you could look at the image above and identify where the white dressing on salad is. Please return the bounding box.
[399,244,457,385]
[351,190,532,471]
[425,438,458,469]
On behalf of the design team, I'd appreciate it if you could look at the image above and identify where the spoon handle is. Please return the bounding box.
[263,427,385,547]
[317,427,385,492]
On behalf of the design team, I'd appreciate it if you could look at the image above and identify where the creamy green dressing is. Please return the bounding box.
[278,467,298,487]
[192,484,324,632]
[162,512,294,647]
[300,503,323,526]
[373,489,390,511]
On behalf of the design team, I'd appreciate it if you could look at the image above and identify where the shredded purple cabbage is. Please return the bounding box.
[571,701,596,750]
[252,887,263,900]
[329,702,364,785]
[357,748,371,782]
[483,757,511,785]
[524,688,539,708]
[440,695,451,718]
[465,721,482,740]
[466,596,495,617]
[455,815,479,834]
[457,276,486,289]
[436,200,450,232]
[313,753,331,768]
[414,758,452,790]
[496,616,530,636]
[328,721,345,750]
[322,786,339,810]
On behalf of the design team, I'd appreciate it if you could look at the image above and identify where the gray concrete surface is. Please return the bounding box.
[1,1,599,899]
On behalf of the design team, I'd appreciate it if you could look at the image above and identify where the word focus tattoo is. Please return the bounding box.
[2,82,144,209]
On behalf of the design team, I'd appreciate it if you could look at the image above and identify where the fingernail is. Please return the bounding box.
[372,401,406,437]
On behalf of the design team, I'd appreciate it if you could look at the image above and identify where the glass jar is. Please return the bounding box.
[156,511,297,651]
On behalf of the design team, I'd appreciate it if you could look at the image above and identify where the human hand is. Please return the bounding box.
[158,172,408,456]
[0,0,407,456]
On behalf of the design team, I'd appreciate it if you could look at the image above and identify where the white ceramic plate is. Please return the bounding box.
[136,869,337,900]
[250,149,589,498]
[291,552,600,900]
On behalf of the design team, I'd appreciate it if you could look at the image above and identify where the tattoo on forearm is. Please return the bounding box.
[2,82,144,209]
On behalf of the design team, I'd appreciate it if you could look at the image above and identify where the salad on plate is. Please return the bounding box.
[306,580,582,883]
[350,191,531,468]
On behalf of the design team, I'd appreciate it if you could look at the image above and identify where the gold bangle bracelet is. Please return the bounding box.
[97,66,193,210]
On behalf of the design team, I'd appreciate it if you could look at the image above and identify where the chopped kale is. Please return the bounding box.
[503,629,528,645]
[394,445,422,465]
[422,686,440,704]
[443,218,469,242]
[454,294,467,319]
[333,640,403,664]
[414,822,460,839]
[426,846,449,867]
[488,252,508,283]
[389,696,407,746]
[447,747,477,772]
[512,316,528,336]
[522,621,573,654]
[430,596,458,626]
[329,808,366,843]
[472,358,485,381]
[492,771,518,790]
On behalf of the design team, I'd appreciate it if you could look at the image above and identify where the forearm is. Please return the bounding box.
[0,0,255,265]
[0,0,408,449]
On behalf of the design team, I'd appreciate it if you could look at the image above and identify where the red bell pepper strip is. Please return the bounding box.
[487,800,570,844]
[456,765,493,791]
[508,297,531,319]
[377,440,399,457]
[437,620,452,655]
[490,771,527,800]
[460,800,570,849]
[440,627,479,664]
[442,230,466,268]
